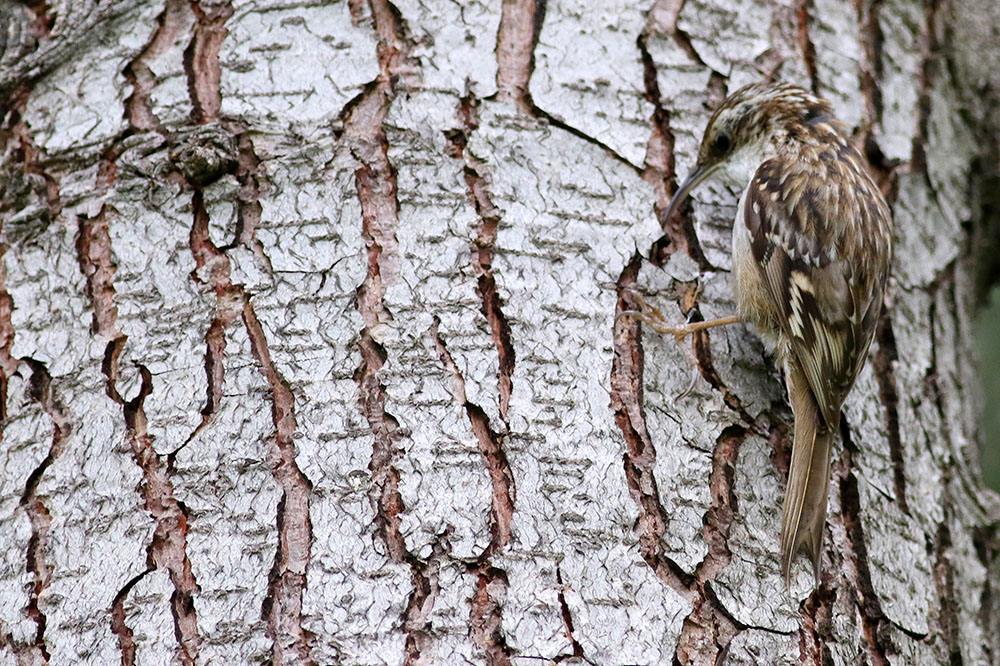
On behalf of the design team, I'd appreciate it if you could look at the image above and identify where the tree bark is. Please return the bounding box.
[1,0,998,664]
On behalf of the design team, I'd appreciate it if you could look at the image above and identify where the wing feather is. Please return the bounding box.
[744,157,889,427]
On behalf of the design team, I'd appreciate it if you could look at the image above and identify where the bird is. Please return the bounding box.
[628,82,893,584]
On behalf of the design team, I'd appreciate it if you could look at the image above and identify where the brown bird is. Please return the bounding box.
[630,82,893,583]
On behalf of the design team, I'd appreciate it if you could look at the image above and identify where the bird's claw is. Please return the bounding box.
[618,290,694,344]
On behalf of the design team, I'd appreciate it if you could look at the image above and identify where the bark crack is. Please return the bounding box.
[76,209,121,339]
[612,253,697,595]
[924,272,984,662]
[533,106,643,172]
[429,318,516,664]
[932,519,963,666]
[184,1,233,125]
[123,0,188,133]
[638,14,714,270]
[796,0,820,93]
[0,243,17,416]
[180,1,315,648]
[554,565,586,663]
[674,426,746,666]
[447,94,516,422]
[1,85,61,222]
[428,319,515,557]
[910,0,943,173]
[469,568,513,666]
[494,0,636,172]
[834,419,890,666]
[181,179,246,454]
[689,318,754,423]
[242,301,317,666]
[19,0,54,37]
[797,586,834,665]
[856,0,885,141]
[495,0,546,110]
[613,251,751,662]
[110,570,151,666]
[872,317,908,514]
[344,4,428,663]
[18,359,71,664]
[104,362,203,665]
[186,186,316,662]
[645,0,712,70]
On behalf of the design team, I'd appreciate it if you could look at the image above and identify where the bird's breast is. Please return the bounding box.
[733,183,783,354]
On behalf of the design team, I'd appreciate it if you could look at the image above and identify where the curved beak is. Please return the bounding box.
[664,163,716,221]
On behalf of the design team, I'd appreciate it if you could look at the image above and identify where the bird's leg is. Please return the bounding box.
[618,290,743,343]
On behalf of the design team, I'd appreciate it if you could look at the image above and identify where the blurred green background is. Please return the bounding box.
[977,284,1000,492]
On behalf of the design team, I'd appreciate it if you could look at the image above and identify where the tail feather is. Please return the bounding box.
[780,360,834,585]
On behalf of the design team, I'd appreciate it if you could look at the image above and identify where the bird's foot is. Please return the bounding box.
[617,290,698,344]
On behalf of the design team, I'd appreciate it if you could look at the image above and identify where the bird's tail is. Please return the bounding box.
[779,360,834,585]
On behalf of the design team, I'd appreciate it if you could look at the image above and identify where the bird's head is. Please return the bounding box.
[665,82,833,220]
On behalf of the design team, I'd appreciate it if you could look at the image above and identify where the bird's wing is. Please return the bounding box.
[743,156,890,427]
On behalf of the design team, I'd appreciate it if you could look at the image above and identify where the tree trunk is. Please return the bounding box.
[1,0,998,664]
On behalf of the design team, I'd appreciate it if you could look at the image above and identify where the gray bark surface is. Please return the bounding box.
[1,0,998,664]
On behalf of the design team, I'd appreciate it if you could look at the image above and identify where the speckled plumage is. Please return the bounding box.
[663,82,894,584]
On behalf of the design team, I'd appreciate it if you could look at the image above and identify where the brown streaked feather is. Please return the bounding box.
[780,357,833,584]
[744,146,891,580]
[744,155,890,428]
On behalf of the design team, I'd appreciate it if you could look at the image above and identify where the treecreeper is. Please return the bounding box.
[627,82,894,584]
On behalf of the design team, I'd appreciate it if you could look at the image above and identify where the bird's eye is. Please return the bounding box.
[713,131,731,155]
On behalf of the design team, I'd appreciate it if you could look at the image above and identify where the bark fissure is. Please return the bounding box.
[187,186,315,662]
[675,426,746,666]
[105,362,203,665]
[429,319,515,556]
[352,172,429,663]
[646,0,712,69]
[796,0,820,93]
[797,588,834,665]
[76,209,121,339]
[443,97,519,664]
[837,455,890,666]
[123,0,188,133]
[495,0,546,110]
[18,359,70,664]
[223,131,264,252]
[184,188,243,441]
[447,94,517,422]
[932,520,963,665]
[637,27,712,269]
[352,144,436,662]
[20,0,55,37]
[923,276,971,662]
[690,321,754,423]
[181,142,254,451]
[1,86,61,221]
[182,13,315,653]
[856,0,885,136]
[533,106,642,172]
[469,568,513,666]
[184,1,233,125]
[342,2,434,662]
[554,565,586,663]
[612,253,697,595]
[242,300,317,666]
[0,244,18,416]
[429,318,516,663]
[872,318,908,513]
[110,571,150,666]
[74,154,159,661]
[613,245,753,664]
[911,0,943,174]
[638,15,714,270]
